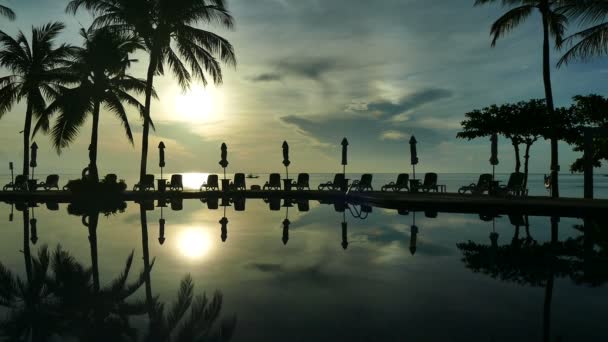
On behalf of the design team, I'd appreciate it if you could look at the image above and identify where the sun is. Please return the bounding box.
[174,85,224,123]
[177,228,212,260]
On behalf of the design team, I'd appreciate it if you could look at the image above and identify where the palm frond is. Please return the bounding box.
[49,88,92,152]
[0,263,17,307]
[0,82,21,118]
[490,5,536,46]
[558,22,608,66]
[103,92,134,145]
[166,275,195,333]
[104,251,135,295]
[0,5,16,20]
[557,0,608,25]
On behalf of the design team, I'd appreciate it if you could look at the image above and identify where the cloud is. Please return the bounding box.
[356,88,453,120]
[276,57,341,81]
[249,72,283,82]
[380,130,409,141]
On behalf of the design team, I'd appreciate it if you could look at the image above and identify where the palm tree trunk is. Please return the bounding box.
[541,4,559,198]
[89,101,101,182]
[86,213,100,292]
[139,52,158,183]
[512,139,521,173]
[140,205,154,319]
[524,142,532,190]
[23,209,32,282]
[22,103,33,178]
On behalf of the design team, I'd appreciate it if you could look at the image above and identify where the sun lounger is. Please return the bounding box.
[318,173,346,191]
[498,172,527,196]
[350,174,373,192]
[169,174,184,191]
[233,173,246,191]
[37,174,60,191]
[263,173,281,190]
[292,173,310,190]
[458,173,492,195]
[200,174,220,191]
[3,175,27,191]
[418,173,439,192]
[133,174,155,191]
[381,174,409,192]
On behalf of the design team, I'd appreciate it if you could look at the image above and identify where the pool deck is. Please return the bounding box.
[1,189,606,218]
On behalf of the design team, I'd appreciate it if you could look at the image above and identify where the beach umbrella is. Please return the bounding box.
[9,162,13,184]
[282,141,291,179]
[282,218,290,245]
[158,218,166,245]
[341,212,349,250]
[410,212,418,256]
[30,207,38,245]
[341,138,349,175]
[490,133,499,180]
[158,142,166,180]
[409,136,418,180]
[220,216,228,242]
[219,143,228,180]
[30,142,38,179]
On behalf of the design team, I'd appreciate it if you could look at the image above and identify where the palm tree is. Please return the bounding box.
[0,4,15,20]
[66,0,237,183]
[475,0,567,198]
[557,0,608,66]
[0,22,73,178]
[144,275,237,342]
[43,26,148,182]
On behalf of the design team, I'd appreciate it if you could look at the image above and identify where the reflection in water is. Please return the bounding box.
[178,228,212,260]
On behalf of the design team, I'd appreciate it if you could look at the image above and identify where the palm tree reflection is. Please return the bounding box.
[457,216,608,341]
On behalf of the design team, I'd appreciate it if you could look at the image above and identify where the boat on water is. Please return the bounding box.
[246,174,260,179]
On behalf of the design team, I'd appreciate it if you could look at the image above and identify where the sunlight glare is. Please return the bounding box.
[174,85,224,123]
[177,228,212,260]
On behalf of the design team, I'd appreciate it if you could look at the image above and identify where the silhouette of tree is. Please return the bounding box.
[66,0,237,183]
[0,23,73,178]
[43,26,149,182]
[557,0,608,66]
[475,0,567,197]
[563,94,608,172]
[0,4,15,20]
[144,275,237,342]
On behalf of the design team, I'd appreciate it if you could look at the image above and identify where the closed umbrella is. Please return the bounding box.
[282,218,290,245]
[410,212,418,256]
[341,211,348,250]
[219,143,228,180]
[409,136,418,180]
[158,142,166,179]
[282,141,290,179]
[490,133,499,180]
[341,138,348,175]
[30,142,38,180]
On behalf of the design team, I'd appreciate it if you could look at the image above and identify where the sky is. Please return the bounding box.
[1,0,608,177]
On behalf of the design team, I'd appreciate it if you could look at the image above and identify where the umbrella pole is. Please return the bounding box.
[224,168,226,180]
[413,165,416,180]
[286,166,289,180]
[161,167,163,181]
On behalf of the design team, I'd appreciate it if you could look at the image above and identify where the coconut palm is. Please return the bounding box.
[475,0,568,198]
[557,0,608,66]
[144,275,237,342]
[66,0,237,183]
[0,22,73,178]
[42,26,148,182]
[0,4,15,20]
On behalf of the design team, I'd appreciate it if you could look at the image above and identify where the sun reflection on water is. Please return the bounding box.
[177,227,212,260]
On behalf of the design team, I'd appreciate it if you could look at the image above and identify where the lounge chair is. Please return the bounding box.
[350,174,373,192]
[292,173,310,190]
[263,173,281,190]
[133,174,155,191]
[318,173,346,191]
[169,174,184,191]
[418,173,439,192]
[458,173,492,195]
[46,202,59,211]
[297,200,310,212]
[498,172,527,196]
[170,198,183,211]
[381,174,409,192]
[3,175,28,191]
[200,174,220,191]
[233,173,246,191]
[37,174,60,191]
[233,197,246,211]
[268,197,281,210]
[206,197,219,210]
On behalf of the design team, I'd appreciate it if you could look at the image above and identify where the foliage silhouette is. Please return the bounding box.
[475,0,567,197]
[557,0,608,66]
[66,0,237,183]
[0,4,15,20]
[0,23,73,178]
[44,26,149,182]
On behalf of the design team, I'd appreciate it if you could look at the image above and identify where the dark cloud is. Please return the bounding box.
[355,224,455,257]
[276,57,341,81]
[363,88,454,118]
[249,72,283,82]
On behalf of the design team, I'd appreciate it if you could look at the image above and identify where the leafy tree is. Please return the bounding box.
[564,94,608,172]
[43,26,149,182]
[66,0,237,183]
[0,23,73,178]
[475,0,568,197]
[557,0,608,66]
